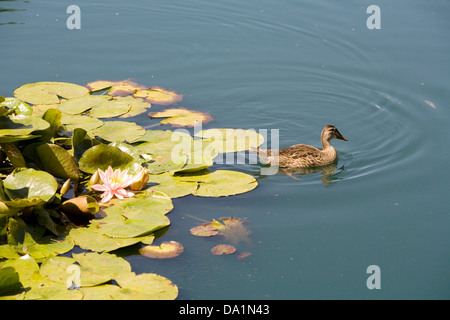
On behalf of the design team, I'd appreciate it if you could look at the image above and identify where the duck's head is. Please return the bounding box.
[322,125,348,141]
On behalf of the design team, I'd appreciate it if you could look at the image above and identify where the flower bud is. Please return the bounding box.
[60,179,71,196]
[130,168,149,191]
[89,170,100,186]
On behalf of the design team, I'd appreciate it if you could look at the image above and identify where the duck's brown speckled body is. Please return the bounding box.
[256,125,348,168]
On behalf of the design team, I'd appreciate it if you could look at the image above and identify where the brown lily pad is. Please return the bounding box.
[211,244,236,255]
[85,79,147,97]
[134,87,183,105]
[139,241,184,259]
[149,107,213,127]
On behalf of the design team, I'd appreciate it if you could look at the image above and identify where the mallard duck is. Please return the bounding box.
[255,125,347,168]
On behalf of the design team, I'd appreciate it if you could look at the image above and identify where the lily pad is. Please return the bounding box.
[85,79,147,97]
[61,114,104,131]
[147,172,198,198]
[89,100,131,118]
[14,81,90,105]
[57,95,110,115]
[0,114,50,138]
[68,228,154,252]
[89,191,173,238]
[190,217,250,245]
[116,96,151,118]
[149,107,212,127]
[113,272,178,300]
[134,87,183,105]
[89,121,146,143]
[139,241,184,259]
[194,128,264,153]
[78,144,140,174]
[0,97,33,117]
[211,244,236,255]
[179,170,258,197]
[2,168,58,205]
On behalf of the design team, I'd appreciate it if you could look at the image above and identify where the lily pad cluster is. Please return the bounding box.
[1,80,261,299]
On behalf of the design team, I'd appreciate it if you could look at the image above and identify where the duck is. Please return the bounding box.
[255,125,348,168]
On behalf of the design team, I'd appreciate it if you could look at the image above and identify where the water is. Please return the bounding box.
[2,0,449,299]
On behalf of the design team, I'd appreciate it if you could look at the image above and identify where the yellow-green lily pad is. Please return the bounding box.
[179,170,258,197]
[14,81,89,105]
[57,95,110,115]
[194,128,264,153]
[89,121,146,143]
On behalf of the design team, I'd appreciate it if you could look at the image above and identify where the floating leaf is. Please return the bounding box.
[89,192,173,238]
[15,233,74,260]
[61,114,104,131]
[0,114,50,140]
[146,172,198,198]
[211,244,236,255]
[134,87,183,105]
[3,168,58,205]
[180,170,258,197]
[149,107,212,127]
[189,223,219,237]
[0,97,33,117]
[116,96,151,118]
[57,95,110,115]
[60,195,99,225]
[68,228,154,252]
[194,128,264,153]
[113,272,178,300]
[89,100,131,118]
[14,81,89,105]
[85,79,147,97]
[89,121,146,143]
[78,144,141,174]
[139,241,184,259]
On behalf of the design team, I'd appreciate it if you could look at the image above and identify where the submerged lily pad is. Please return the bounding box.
[211,244,236,255]
[139,241,184,259]
[134,87,183,105]
[14,81,90,105]
[190,217,250,245]
[149,107,212,127]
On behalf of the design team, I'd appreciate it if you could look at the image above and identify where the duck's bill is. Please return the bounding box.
[336,131,348,141]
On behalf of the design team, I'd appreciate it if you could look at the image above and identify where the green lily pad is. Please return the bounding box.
[179,170,258,197]
[78,144,140,174]
[0,267,23,296]
[14,232,74,260]
[89,192,173,238]
[113,272,178,300]
[22,143,79,182]
[0,114,50,137]
[146,151,187,174]
[69,228,154,252]
[14,81,90,105]
[57,95,110,115]
[147,172,198,198]
[89,121,146,143]
[194,128,264,153]
[116,96,151,118]
[0,97,33,117]
[61,114,104,131]
[89,100,131,118]
[3,168,58,205]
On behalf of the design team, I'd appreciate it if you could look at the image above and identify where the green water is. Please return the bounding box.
[2,0,449,299]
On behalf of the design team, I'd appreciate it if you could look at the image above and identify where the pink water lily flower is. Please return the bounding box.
[90,166,140,203]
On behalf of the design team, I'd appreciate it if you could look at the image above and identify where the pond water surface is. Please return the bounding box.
[2,0,449,299]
